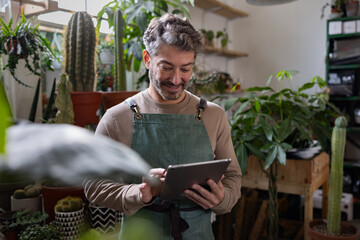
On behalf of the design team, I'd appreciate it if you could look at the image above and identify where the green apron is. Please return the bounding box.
[119,98,215,240]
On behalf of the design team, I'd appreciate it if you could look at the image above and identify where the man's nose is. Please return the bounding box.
[170,70,182,85]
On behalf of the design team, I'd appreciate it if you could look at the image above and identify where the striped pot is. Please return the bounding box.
[89,204,122,234]
[55,207,84,240]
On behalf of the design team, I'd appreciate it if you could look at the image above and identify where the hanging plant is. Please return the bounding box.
[0,14,56,87]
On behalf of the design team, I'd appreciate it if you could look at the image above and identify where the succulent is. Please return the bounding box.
[13,185,40,199]
[55,74,74,124]
[64,11,97,92]
[24,185,40,198]
[327,116,347,234]
[114,9,126,91]
[55,196,83,212]
[13,189,26,199]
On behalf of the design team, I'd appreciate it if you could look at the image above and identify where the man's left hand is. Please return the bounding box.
[183,175,225,209]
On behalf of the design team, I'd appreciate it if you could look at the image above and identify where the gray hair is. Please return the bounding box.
[143,13,203,57]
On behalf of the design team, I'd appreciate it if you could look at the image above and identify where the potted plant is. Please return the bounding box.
[18,221,62,240]
[88,203,122,234]
[200,29,215,47]
[307,116,360,239]
[0,209,48,240]
[320,0,358,19]
[0,13,56,87]
[54,196,84,240]
[98,35,115,65]
[225,70,341,240]
[64,11,101,127]
[11,185,42,213]
[40,179,84,224]
[216,28,230,49]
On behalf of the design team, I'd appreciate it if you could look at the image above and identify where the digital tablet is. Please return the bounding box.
[159,159,231,200]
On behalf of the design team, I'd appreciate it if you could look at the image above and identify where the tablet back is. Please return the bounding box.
[159,159,231,200]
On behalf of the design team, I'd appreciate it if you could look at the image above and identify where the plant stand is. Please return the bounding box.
[242,152,330,240]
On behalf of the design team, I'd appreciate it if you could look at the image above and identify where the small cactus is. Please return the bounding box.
[55,196,83,212]
[24,185,40,198]
[13,185,40,199]
[13,189,26,199]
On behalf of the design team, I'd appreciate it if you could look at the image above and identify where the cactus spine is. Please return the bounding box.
[64,11,97,92]
[327,116,347,234]
[55,74,74,124]
[114,9,126,91]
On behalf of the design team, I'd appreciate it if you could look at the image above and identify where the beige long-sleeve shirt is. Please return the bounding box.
[83,90,242,216]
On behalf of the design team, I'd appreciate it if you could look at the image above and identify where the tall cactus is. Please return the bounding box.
[55,74,74,124]
[114,9,126,91]
[327,116,347,234]
[64,11,97,92]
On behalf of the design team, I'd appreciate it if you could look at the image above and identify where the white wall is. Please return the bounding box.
[190,0,330,91]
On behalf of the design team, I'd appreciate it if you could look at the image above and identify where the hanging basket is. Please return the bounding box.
[88,203,122,234]
[55,207,84,240]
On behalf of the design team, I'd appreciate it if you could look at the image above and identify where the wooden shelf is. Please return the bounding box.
[194,0,248,19]
[203,45,248,58]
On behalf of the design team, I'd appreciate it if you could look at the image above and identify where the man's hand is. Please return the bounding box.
[184,175,225,209]
[139,168,166,203]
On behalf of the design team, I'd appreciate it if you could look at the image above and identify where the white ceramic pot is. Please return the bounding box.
[10,195,42,213]
[55,207,84,240]
[99,49,115,65]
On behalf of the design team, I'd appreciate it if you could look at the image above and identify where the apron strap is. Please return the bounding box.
[144,201,202,240]
[125,97,142,120]
[196,98,207,122]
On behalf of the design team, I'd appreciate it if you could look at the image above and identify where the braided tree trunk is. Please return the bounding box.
[64,11,96,92]
[114,9,126,91]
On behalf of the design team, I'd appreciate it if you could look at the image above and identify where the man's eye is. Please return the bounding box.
[161,66,172,71]
[181,68,191,73]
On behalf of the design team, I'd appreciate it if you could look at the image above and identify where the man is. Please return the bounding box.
[84,13,242,240]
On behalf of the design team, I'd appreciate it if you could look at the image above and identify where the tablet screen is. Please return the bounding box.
[159,159,231,200]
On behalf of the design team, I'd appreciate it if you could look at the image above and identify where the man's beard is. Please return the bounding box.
[149,67,187,101]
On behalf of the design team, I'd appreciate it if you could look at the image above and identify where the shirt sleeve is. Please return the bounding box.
[208,108,242,214]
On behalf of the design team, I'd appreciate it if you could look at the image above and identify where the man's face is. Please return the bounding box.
[145,44,195,103]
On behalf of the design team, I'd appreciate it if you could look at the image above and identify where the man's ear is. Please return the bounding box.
[143,50,150,69]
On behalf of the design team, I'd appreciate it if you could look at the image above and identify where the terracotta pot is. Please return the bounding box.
[346,0,359,17]
[40,182,84,223]
[71,92,102,127]
[308,219,359,240]
[101,91,139,112]
[11,195,42,213]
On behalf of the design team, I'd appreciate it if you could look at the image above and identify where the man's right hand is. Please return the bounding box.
[139,168,166,203]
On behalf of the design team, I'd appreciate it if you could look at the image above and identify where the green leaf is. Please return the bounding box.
[0,82,13,155]
[255,100,261,113]
[244,142,265,160]
[224,98,238,111]
[136,11,149,33]
[236,143,248,176]
[277,145,286,165]
[264,145,277,169]
[28,79,41,122]
[277,119,292,141]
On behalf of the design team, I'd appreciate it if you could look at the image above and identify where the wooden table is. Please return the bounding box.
[242,152,330,240]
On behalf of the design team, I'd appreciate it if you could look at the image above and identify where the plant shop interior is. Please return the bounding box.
[1,0,360,239]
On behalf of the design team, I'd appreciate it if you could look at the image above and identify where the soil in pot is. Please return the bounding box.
[308,219,359,240]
